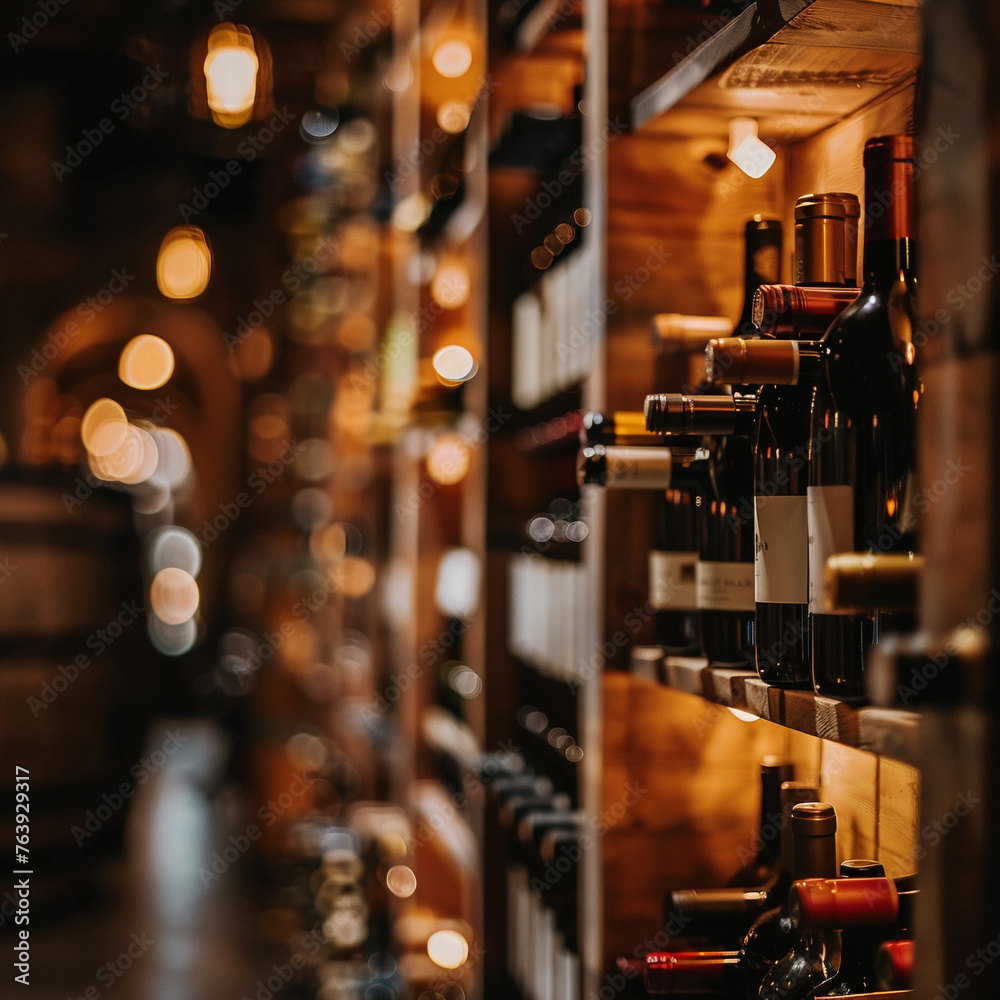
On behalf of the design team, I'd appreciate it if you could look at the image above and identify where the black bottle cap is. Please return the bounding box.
[840,859,886,878]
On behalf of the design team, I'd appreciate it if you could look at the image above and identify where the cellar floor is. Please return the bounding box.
[16,719,280,1000]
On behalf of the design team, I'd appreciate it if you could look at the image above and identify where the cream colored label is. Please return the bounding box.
[807,484,855,614]
[696,561,755,612]
[649,550,698,610]
[606,448,672,489]
[755,495,809,604]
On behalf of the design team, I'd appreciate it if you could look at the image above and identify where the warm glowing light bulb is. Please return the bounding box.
[427,929,470,969]
[204,24,258,127]
[432,345,476,384]
[157,227,212,299]
[432,39,472,78]
[81,398,129,457]
[119,335,175,390]
[426,434,471,486]
[431,262,471,309]
[386,865,417,898]
[150,566,200,625]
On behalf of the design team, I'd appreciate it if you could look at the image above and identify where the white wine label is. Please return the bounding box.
[649,550,698,610]
[807,484,855,614]
[696,561,755,612]
[755,495,809,604]
[606,448,673,489]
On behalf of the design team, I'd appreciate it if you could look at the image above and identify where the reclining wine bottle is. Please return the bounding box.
[665,779,818,946]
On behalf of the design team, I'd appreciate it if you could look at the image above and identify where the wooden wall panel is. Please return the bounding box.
[819,742,879,863]
[878,757,921,877]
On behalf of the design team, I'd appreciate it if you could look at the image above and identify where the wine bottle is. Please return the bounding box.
[752,195,858,687]
[757,872,900,999]
[728,756,795,887]
[666,781,818,945]
[752,286,860,339]
[652,314,733,354]
[645,391,756,665]
[808,136,920,701]
[583,410,662,446]
[737,802,839,981]
[823,552,924,613]
[736,216,784,337]
[875,938,913,990]
[579,441,708,652]
[578,443,707,491]
[642,951,748,995]
[814,861,916,994]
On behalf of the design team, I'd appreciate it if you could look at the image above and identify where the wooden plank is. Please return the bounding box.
[858,708,920,767]
[663,656,710,696]
[707,667,757,708]
[820,741,878,863]
[633,0,919,132]
[876,757,920,877]
[630,644,664,682]
[631,0,815,129]
[745,677,778,721]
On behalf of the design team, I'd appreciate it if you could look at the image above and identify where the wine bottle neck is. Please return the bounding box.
[862,237,916,288]
[738,221,782,333]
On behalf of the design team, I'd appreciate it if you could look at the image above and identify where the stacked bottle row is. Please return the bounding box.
[616,757,915,997]
[509,553,591,682]
[483,710,584,1000]
[512,235,597,411]
[581,134,921,701]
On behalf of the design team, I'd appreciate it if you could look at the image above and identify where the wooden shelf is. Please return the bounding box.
[633,647,920,766]
[631,0,920,139]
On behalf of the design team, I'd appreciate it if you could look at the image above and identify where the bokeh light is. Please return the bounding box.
[119,335,175,390]
[427,930,470,969]
[157,227,212,299]
[150,567,200,625]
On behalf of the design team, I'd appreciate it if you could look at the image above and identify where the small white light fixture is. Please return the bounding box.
[728,707,760,723]
[727,118,776,179]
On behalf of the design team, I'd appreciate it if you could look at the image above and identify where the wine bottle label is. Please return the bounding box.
[696,561,755,612]
[605,448,673,489]
[754,495,808,604]
[649,550,698,610]
[807,484,855,614]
